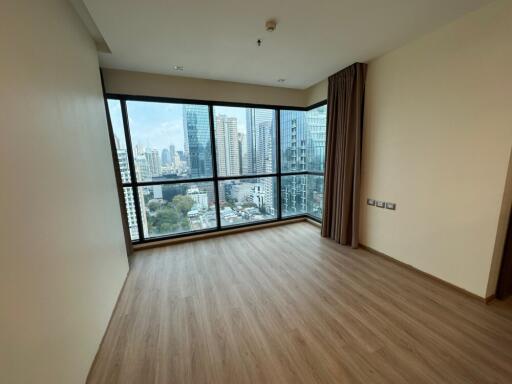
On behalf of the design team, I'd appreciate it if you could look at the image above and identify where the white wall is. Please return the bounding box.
[0,1,129,383]
[361,0,512,298]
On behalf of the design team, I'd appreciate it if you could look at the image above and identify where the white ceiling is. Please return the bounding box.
[82,0,492,89]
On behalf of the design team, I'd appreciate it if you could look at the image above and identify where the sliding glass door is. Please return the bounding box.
[106,96,326,244]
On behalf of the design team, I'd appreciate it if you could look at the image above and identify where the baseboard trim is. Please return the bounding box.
[305,218,322,228]
[133,218,307,251]
[359,244,495,305]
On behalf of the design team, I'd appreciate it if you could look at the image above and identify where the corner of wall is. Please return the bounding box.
[486,146,512,297]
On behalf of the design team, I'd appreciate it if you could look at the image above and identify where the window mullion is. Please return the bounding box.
[121,99,145,242]
[276,108,282,220]
[208,104,222,231]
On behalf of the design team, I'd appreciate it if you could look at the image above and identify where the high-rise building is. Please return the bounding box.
[145,149,161,178]
[134,144,145,157]
[187,187,209,210]
[114,135,138,239]
[237,132,248,174]
[245,109,275,174]
[280,111,307,215]
[135,154,151,181]
[281,174,307,216]
[215,114,239,177]
[122,187,139,240]
[161,148,171,166]
[114,135,131,184]
[280,107,327,216]
[245,109,276,215]
[183,105,211,178]
[169,145,176,166]
[306,105,327,171]
[257,121,276,215]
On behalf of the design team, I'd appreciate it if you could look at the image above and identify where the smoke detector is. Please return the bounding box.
[265,19,277,32]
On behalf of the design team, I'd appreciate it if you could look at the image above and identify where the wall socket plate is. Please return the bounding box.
[368,198,397,210]
[385,202,396,210]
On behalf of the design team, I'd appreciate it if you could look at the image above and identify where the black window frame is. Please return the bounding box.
[105,93,327,245]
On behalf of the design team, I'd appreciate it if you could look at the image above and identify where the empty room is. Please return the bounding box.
[2,0,512,383]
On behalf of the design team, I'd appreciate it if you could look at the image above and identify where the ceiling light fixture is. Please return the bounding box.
[173,65,184,71]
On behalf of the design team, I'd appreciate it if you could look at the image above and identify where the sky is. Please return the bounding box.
[108,99,252,153]
[108,99,284,155]
[108,99,128,149]
[128,101,186,152]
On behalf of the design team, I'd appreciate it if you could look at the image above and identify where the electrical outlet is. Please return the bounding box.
[376,200,385,208]
[367,198,375,206]
[385,202,396,210]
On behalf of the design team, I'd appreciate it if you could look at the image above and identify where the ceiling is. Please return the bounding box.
[81,0,492,89]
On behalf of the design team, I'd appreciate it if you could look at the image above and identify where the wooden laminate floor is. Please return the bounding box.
[88,222,512,384]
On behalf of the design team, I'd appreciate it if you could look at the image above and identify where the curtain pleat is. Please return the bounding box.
[321,63,367,248]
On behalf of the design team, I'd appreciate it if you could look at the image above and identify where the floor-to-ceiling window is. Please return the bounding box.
[280,104,327,220]
[107,96,326,244]
[213,106,278,227]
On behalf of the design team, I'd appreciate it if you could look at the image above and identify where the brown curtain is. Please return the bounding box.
[321,63,367,248]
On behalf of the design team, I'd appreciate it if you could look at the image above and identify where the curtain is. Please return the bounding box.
[321,63,368,248]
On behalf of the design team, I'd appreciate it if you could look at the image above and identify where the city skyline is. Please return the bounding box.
[111,101,253,153]
[108,98,326,241]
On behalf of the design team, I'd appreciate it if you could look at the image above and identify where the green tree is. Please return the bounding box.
[153,207,180,234]
[148,200,162,211]
[172,195,195,216]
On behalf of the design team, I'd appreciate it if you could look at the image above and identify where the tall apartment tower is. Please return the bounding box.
[114,134,138,239]
[246,109,276,215]
[246,108,275,174]
[169,144,176,166]
[145,149,161,178]
[280,110,307,215]
[237,132,248,174]
[161,148,171,166]
[305,105,327,171]
[183,105,212,178]
[215,114,240,176]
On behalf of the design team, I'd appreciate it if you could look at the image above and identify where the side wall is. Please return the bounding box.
[0,1,129,383]
[360,0,512,298]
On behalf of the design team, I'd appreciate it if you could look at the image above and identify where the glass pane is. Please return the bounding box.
[139,182,217,238]
[219,177,277,227]
[108,99,131,183]
[213,106,276,176]
[307,175,324,220]
[280,110,307,173]
[305,105,327,172]
[280,105,327,173]
[281,175,307,217]
[127,101,212,182]
[123,187,140,241]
